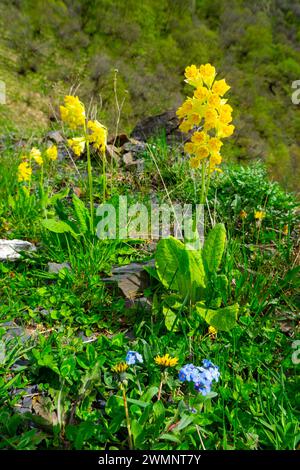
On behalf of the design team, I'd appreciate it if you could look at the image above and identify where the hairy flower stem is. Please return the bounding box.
[200,160,206,205]
[84,126,94,233]
[102,150,106,203]
[121,385,133,450]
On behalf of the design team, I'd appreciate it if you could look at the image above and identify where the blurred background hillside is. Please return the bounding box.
[0,0,300,189]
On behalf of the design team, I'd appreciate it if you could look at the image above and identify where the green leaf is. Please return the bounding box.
[162,305,178,331]
[159,433,181,443]
[155,236,205,302]
[195,303,239,331]
[202,223,226,274]
[42,218,78,238]
[72,193,89,234]
[176,415,194,431]
[141,386,159,403]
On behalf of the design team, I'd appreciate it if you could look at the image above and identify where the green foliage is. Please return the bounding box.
[154,224,239,332]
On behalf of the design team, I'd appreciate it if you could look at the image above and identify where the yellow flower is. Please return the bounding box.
[184,142,195,154]
[218,124,235,138]
[18,161,32,182]
[254,210,265,220]
[176,99,193,119]
[46,145,58,161]
[208,137,223,153]
[204,109,218,130]
[60,95,85,129]
[67,137,86,156]
[155,354,179,368]
[208,325,217,336]
[191,131,206,144]
[199,63,216,87]
[240,210,248,219]
[208,92,221,108]
[87,120,107,153]
[282,224,288,236]
[30,147,43,165]
[184,64,203,87]
[190,156,201,169]
[194,86,209,102]
[112,362,129,373]
[210,152,222,165]
[212,79,230,97]
[195,145,210,159]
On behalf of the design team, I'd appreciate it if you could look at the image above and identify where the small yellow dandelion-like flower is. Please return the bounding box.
[282,224,288,236]
[112,362,129,373]
[60,95,85,129]
[30,147,43,166]
[46,145,58,161]
[240,210,247,219]
[18,161,32,182]
[67,137,86,157]
[87,120,107,153]
[254,210,265,220]
[208,325,218,336]
[155,354,179,368]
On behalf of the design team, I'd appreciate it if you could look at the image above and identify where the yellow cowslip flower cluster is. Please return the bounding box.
[177,63,234,172]
[60,95,107,157]
[60,95,85,130]
[17,145,58,184]
[154,354,179,368]
[112,362,129,373]
[18,161,32,182]
[87,120,107,153]
[67,137,86,157]
[46,145,58,161]
[30,147,43,166]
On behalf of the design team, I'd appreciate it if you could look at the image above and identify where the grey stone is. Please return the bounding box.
[48,262,71,274]
[0,239,36,261]
[103,260,154,300]
[46,131,64,144]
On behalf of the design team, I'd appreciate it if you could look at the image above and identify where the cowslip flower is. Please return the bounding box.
[60,95,85,129]
[126,350,143,365]
[155,354,179,368]
[87,120,107,153]
[18,161,32,182]
[240,210,247,219]
[177,63,234,174]
[67,137,86,156]
[46,145,58,161]
[112,362,129,373]
[30,147,43,166]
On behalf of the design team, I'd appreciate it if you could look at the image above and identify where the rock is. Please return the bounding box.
[103,260,155,300]
[107,133,131,147]
[0,321,31,344]
[123,151,134,166]
[122,140,146,154]
[45,131,64,144]
[48,262,72,274]
[0,239,36,261]
[131,110,185,143]
[106,144,121,164]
